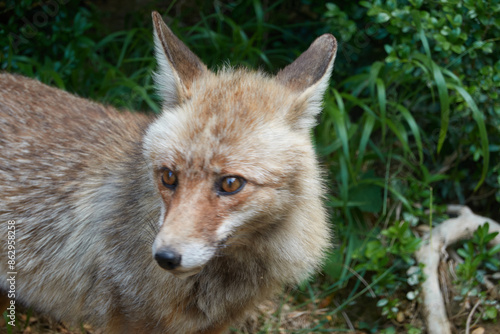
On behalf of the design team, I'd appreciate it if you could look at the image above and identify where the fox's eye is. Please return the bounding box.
[219,176,246,195]
[161,169,177,189]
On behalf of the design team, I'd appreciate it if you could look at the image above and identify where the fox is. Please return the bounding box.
[0,11,337,334]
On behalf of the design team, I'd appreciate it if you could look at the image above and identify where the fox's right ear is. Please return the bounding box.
[152,11,207,107]
[276,34,337,130]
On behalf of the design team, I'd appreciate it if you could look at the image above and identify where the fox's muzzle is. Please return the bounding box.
[154,247,182,270]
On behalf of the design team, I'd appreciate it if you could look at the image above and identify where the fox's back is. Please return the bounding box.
[0,73,151,210]
[0,73,151,168]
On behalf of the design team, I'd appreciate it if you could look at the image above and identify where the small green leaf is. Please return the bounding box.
[488,244,500,256]
[451,44,464,54]
[457,248,468,258]
[406,291,417,300]
[377,298,389,307]
[376,12,391,23]
[483,306,497,320]
[453,14,463,26]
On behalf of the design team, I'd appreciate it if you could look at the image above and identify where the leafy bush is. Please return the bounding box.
[456,223,500,290]
[0,0,159,111]
[318,0,499,329]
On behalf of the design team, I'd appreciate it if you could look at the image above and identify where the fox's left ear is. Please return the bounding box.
[152,11,208,107]
[276,34,337,130]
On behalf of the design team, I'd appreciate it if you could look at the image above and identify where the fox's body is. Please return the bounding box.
[0,12,336,334]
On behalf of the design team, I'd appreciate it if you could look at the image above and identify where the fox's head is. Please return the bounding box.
[144,12,337,278]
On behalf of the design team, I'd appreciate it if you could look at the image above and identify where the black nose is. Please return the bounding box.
[154,249,182,270]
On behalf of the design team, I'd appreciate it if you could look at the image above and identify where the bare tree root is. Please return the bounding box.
[415,205,500,334]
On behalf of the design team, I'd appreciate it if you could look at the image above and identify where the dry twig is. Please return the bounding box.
[465,299,482,334]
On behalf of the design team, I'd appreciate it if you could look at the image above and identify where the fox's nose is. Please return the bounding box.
[154,248,182,270]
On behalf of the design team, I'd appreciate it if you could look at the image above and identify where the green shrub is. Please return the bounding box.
[1,0,159,112]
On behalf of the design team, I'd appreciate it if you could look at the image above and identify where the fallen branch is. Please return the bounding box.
[415,205,500,334]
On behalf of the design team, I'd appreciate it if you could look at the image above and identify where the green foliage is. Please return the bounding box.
[351,221,422,296]
[356,0,499,194]
[0,0,159,112]
[376,297,400,319]
[453,223,500,326]
[406,325,423,334]
[456,223,500,288]
[314,0,498,328]
[483,303,498,322]
[379,326,396,334]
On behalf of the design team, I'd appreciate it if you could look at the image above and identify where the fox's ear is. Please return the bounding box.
[276,34,337,130]
[152,11,207,107]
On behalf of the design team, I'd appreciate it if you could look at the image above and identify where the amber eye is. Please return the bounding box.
[219,176,246,195]
[161,169,177,189]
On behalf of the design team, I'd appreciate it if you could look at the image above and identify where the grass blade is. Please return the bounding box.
[390,102,423,164]
[376,78,387,142]
[356,113,376,174]
[329,89,350,159]
[431,60,450,154]
[448,83,489,190]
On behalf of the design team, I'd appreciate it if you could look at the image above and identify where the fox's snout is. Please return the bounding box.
[154,248,182,270]
[152,236,216,278]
